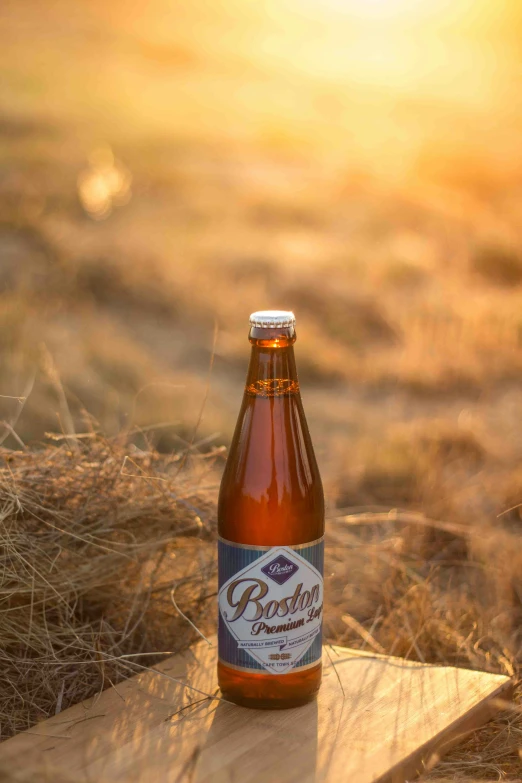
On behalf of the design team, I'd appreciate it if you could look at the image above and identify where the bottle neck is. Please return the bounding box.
[246,325,299,397]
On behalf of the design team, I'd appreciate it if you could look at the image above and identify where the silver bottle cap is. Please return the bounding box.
[249,310,295,328]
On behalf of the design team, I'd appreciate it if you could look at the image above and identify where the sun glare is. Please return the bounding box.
[322,0,426,19]
[267,0,500,99]
[290,0,482,25]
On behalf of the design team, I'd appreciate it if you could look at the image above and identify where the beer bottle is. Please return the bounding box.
[218,310,324,709]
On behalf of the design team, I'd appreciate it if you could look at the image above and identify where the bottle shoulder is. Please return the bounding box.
[218,394,324,544]
[220,394,322,491]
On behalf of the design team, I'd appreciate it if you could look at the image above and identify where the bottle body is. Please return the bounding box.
[218,315,324,709]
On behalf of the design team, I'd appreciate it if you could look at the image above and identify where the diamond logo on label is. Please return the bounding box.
[218,545,323,674]
[261,554,298,585]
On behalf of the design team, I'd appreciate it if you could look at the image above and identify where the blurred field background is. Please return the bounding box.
[2,0,522,778]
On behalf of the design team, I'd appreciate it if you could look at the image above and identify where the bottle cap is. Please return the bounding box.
[249,310,295,328]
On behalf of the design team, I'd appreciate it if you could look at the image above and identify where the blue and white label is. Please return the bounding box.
[218,538,324,675]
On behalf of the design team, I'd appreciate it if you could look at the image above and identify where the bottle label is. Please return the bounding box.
[218,537,324,675]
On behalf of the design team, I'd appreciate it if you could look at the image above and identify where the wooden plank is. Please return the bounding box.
[0,640,512,783]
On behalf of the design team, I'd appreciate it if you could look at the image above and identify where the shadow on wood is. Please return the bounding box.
[0,640,512,782]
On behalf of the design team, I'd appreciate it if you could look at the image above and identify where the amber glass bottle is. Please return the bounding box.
[218,310,324,709]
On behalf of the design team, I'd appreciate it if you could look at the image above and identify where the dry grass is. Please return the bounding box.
[325,511,522,780]
[0,432,218,741]
[1,433,522,780]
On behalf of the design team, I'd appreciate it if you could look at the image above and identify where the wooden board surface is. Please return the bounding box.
[0,640,512,783]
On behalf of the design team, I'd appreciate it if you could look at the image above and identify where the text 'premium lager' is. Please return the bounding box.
[218,311,325,709]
